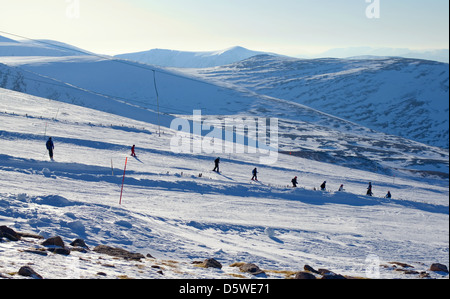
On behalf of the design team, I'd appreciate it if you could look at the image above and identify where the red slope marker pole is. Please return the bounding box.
[119,157,128,205]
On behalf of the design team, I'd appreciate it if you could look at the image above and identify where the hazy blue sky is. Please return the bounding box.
[1,0,448,55]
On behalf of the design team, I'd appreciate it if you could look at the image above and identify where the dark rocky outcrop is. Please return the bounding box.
[429,263,449,273]
[93,245,145,261]
[0,226,21,241]
[18,266,43,279]
[41,236,65,248]
[236,263,266,277]
[294,271,317,279]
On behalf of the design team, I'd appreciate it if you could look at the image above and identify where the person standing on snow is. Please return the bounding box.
[320,181,326,191]
[131,145,136,157]
[213,157,220,172]
[367,182,373,196]
[291,176,298,188]
[251,168,258,181]
[46,137,54,160]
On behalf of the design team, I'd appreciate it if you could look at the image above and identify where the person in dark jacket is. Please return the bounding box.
[131,145,136,157]
[251,168,258,181]
[213,157,220,172]
[367,182,373,196]
[385,191,392,199]
[46,137,54,159]
[320,181,326,191]
[292,176,298,188]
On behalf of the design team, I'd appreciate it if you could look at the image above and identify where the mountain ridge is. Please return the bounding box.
[184,55,449,149]
[115,46,281,68]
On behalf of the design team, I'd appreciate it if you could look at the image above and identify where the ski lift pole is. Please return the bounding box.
[119,157,128,205]
[153,70,161,137]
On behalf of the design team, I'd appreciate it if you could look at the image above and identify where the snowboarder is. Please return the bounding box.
[320,181,326,191]
[46,137,54,160]
[338,184,344,192]
[131,145,136,157]
[385,191,392,199]
[251,168,258,181]
[291,176,298,188]
[367,182,373,196]
[213,157,220,172]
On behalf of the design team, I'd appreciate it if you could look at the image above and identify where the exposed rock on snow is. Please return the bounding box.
[293,271,317,279]
[41,236,65,248]
[93,245,145,261]
[193,258,223,269]
[0,228,448,279]
[70,238,89,250]
[430,263,449,273]
[232,262,266,277]
[0,225,21,241]
[18,266,43,279]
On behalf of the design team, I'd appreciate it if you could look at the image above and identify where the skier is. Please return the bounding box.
[291,176,298,188]
[213,157,220,172]
[385,191,392,199]
[367,182,373,196]
[320,181,326,191]
[338,184,344,192]
[131,145,136,157]
[46,137,54,160]
[251,168,258,181]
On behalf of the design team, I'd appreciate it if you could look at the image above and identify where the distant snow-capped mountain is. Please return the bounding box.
[115,46,280,68]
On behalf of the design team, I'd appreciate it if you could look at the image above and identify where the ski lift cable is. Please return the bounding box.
[7,65,194,116]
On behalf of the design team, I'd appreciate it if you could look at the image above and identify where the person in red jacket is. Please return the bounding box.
[131,145,136,157]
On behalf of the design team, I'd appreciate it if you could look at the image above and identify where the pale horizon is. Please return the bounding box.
[1,0,448,58]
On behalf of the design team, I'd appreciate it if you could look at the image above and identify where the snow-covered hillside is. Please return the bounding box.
[0,37,92,57]
[184,55,449,149]
[115,46,279,68]
[1,88,448,279]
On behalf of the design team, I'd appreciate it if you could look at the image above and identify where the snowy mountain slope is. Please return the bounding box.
[0,52,448,177]
[184,55,449,149]
[0,36,91,57]
[1,88,448,279]
[115,46,280,68]
[314,47,449,64]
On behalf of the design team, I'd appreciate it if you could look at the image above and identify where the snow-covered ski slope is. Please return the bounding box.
[0,54,448,177]
[0,88,448,279]
[0,37,448,279]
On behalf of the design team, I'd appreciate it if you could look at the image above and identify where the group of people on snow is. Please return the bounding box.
[213,156,393,198]
[213,157,259,181]
[45,139,392,199]
[46,138,137,160]
[314,180,391,198]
